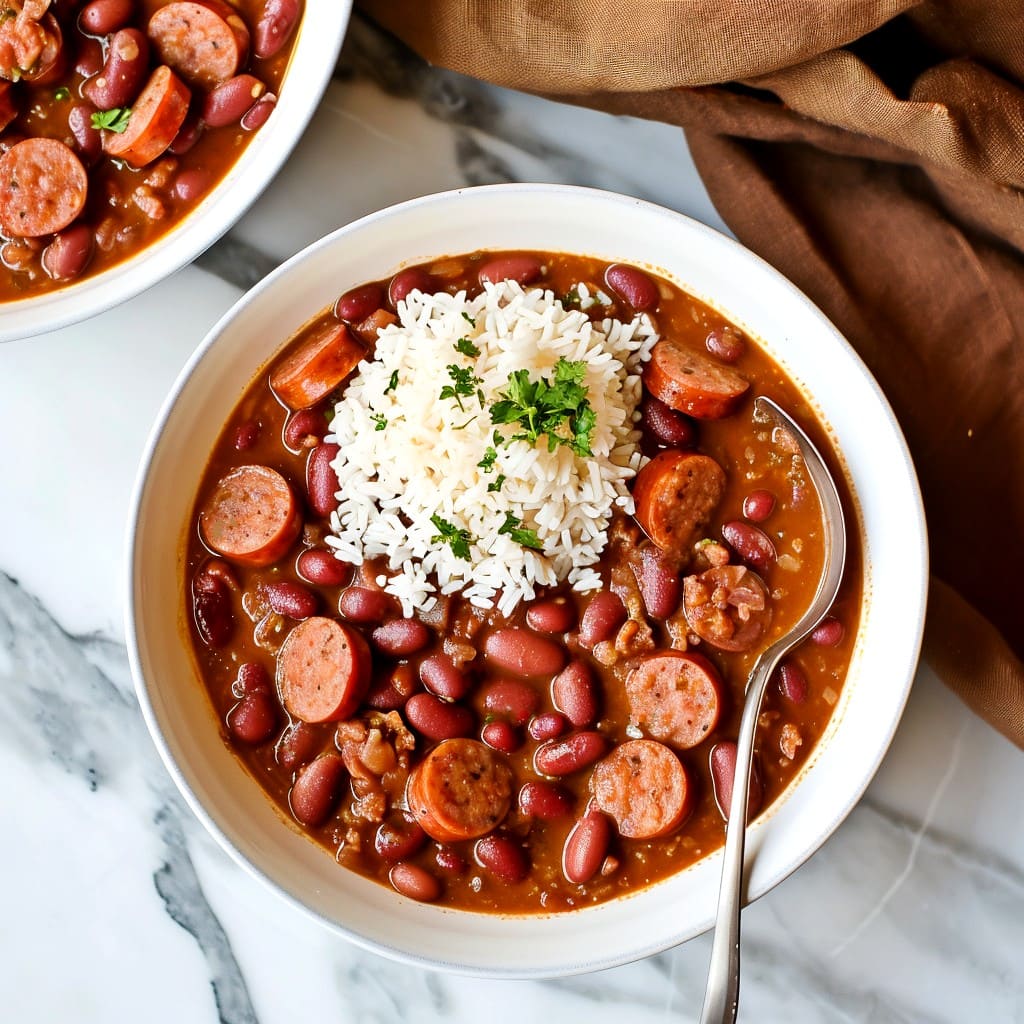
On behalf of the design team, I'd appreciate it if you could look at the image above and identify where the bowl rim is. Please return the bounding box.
[0,0,352,344]
[125,182,928,978]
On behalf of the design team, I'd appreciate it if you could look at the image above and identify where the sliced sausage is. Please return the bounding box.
[643,338,749,419]
[269,321,366,410]
[102,65,190,167]
[0,139,87,238]
[405,738,513,843]
[625,651,723,750]
[199,464,302,566]
[147,0,248,89]
[632,450,726,559]
[276,616,371,723]
[21,14,66,86]
[682,564,771,653]
[590,739,693,839]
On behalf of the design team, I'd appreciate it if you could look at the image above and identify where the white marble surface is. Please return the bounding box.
[3,17,1022,1023]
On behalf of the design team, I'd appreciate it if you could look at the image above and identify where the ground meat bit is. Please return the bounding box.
[780,723,803,760]
[615,617,655,657]
[132,186,166,220]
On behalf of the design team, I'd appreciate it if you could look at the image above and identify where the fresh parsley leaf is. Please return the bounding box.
[561,286,582,309]
[371,412,387,431]
[54,86,70,101]
[384,370,399,394]
[454,336,480,358]
[477,447,498,473]
[430,514,473,561]
[462,311,476,327]
[452,415,477,430]
[487,474,505,494]
[439,363,482,412]
[91,107,132,133]
[497,512,543,550]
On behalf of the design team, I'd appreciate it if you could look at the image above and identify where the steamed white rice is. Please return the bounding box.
[324,279,658,617]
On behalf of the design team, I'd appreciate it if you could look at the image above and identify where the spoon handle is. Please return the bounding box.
[698,651,781,1024]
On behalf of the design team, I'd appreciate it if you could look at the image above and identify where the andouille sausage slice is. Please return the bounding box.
[199,464,302,566]
[103,65,190,167]
[632,450,726,559]
[590,739,693,839]
[625,651,723,750]
[270,322,366,410]
[643,338,749,419]
[682,564,771,653]
[0,139,87,237]
[147,0,248,89]
[405,738,514,843]
[276,616,371,723]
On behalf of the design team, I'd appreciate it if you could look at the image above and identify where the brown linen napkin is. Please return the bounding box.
[356,0,1024,748]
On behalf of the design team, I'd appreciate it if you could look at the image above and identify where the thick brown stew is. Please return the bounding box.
[185,251,861,912]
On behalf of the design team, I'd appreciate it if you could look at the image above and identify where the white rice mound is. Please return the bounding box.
[325,279,658,617]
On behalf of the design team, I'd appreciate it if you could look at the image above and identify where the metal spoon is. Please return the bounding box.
[699,396,847,1024]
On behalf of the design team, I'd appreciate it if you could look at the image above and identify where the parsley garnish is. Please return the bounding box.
[430,514,473,560]
[477,446,498,473]
[498,512,543,550]
[487,474,505,494]
[54,86,70,101]
[561,286,582,309]
[462,311,476,327]
[91,107,132,133]
[490,357,595,457]
[371,412,387,431]
[439,363,482,412]
[454,336,480,358]
[384,370,399,394]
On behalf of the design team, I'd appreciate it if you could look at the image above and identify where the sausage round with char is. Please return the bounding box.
[270,321,366,410]
[643,338,749,419]
[102,64,190,167]
[0,138,86,237]
[147,0,249,89]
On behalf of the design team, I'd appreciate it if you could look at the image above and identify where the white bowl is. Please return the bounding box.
[1,0,351,343]
[126,184,928,978]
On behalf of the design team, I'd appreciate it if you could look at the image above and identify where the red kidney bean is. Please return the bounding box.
[234,661,271,696]
[562,810,612,884]
[475,834,529,884]
[335,283,385,324]
[83,28,148,109]
[192,572,232,647]
[203,558,238,590]
[480,678,539,726]
[79,0,134,35]
[283,407,328,449]
[388,267,436,307]
[226,691,277,745]
[265,580,317,619]
[41,224,93,281]
[811,616,845,647]
[578,591,627,648]
[642,396,698,448]
[389,862,441,902]
[240,93,276,131]
[173,167,211,202]
[405,693,474,741]
[296,547,349,587]
[525,596,576,634]
[483,628,566,677]
[605,263,659,311]
[289,753,346,827]
[306,442,340,517]
[633,546,681,620]
[721,520,777,573]
[203,74,266,128]
[367,663,419,711]
[75,35,104,77]
[742,489,776,523]
[375,817,427,862]
[706,327,746,363]
[419,654,472,701]
[169,115,203,156]
[481,720,521,754]
[372,618,430,656]
[518,780,574,820]
[254,0,301,58]
[68,104,102,165]
[528,711,568,741]
[435,847,466,874]
[233,419,260,450]
[777,660,808,703]
[709,740,764,822]
[275,721,320,771]
[339,585,395,624]
[534,731,608,777]
[551,661,599,728]
[478,254,542,287]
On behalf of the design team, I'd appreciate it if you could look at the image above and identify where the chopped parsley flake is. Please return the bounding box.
[91,107,132,133]
[430,514,474,560]
[54,86,70,101]
[439,363,483,412]
[487,474,506,494]
[384,370,399,394]
[454,336,481,357]
[477,446,498,473]
[461,311,476,327]
[371,412,387,431]
[498,513,543,550]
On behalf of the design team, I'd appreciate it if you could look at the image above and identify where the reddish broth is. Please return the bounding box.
[185,251,862,912]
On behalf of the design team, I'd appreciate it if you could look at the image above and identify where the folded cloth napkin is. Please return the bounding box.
[357,0,1024,748]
